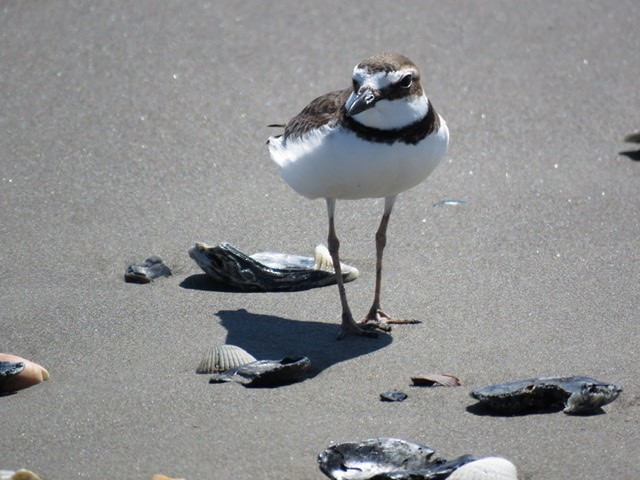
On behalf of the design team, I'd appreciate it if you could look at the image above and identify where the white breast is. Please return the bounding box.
[351,95,429,130]
[268,118,449,200]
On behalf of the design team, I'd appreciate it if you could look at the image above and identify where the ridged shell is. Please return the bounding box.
[196,345,256,374]
[447,457,518,480]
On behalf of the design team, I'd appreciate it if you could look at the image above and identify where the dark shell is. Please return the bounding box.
[209,356,311,387]
[188,242,358,292]
[0,360,25,380]
[624,131,640,143]
[317,437,480,480]
[470,375,623,415]
[411,373,461,387]
[380,390,408,402]
[125,255,172,284]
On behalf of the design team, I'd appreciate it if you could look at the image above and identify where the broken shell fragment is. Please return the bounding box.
[152,475,186,480]
[125,255,172,283]
[318,437,517,480]
[470,375,623,415]
[0,354,50,394]
[380,390,408,402]
[188,242,358,292]
[196,345,257,374]
[411,373,461,387]
[209,356,310,387]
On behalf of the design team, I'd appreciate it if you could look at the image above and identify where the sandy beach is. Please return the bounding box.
[1,1,639,478]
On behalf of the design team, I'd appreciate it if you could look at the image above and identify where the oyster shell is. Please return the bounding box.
[196,345,257,374]
[318,437,437,480]
[318,437,517,480]
[125,255,172,283]
[0,354,49,394]
[470,375,623,415]
[209,356,310,387]
[188,242,358,292]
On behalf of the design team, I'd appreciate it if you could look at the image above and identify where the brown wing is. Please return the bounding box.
[282,88,351,140]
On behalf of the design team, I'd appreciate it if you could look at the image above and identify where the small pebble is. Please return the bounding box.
[380,390,408,402]
[125,255,172,284]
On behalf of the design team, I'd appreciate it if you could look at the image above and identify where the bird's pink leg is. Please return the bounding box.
[361,196,420,330]
[326,199,377,339]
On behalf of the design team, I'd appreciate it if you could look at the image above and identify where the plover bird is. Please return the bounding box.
[268,53,449,338]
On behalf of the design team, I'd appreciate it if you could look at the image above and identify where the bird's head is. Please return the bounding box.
[345,53,429,130]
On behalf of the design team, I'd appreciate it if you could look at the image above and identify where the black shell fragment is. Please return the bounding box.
[188,242,358,292]
[0,361,25,381]
[209,356,311,387]
[470,375,623,415]
[125,255,172,284]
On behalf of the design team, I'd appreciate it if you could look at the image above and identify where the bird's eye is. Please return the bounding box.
[399,74,412,88]
[352,79,359,92]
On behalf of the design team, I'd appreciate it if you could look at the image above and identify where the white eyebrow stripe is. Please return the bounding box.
[353,68,409,90]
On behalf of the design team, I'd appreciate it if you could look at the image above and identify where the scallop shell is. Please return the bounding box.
[196,345,256,374]
[447,457,518,480]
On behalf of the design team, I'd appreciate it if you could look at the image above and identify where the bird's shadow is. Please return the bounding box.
[214,308,392,378]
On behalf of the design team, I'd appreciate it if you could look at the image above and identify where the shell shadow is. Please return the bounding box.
[620,149,640,161]
[465,402,606,417]
[215,308,392,378]
[180,274,246,292]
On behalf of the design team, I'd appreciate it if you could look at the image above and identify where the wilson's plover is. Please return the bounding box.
[268,53,449,338]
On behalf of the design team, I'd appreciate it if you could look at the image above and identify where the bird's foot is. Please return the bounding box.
[359,308,421,332]
[338,313,379,340]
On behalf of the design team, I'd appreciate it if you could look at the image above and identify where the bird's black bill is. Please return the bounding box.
[345,88,378,116]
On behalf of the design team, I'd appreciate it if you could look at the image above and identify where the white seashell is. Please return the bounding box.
[447,457,518,480]
[313,245,359,281]
[196,345,257,374]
